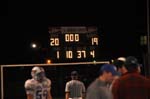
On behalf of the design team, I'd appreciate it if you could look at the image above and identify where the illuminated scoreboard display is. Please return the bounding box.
[48,26,100,62]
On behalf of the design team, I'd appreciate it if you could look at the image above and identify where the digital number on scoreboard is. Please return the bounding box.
[48,26,99,61]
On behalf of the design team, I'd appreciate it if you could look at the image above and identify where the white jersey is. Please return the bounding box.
[65,80,86,98]
[24,78,51,99]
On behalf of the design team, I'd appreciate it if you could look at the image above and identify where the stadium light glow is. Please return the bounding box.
[31,43,37,48]
[46,59,52,64]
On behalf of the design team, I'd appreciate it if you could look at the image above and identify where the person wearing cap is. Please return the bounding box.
[113,57,128,75]
[112,56,150,99]
[65,71,86,99]
[86,64,118,99]
[109,57,128,91]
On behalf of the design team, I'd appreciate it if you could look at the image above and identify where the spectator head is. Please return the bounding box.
[99,64,118,83]
[125,56,140,72]
[71,71,78,80]
[113,57,127,75]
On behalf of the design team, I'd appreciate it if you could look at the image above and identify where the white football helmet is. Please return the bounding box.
[31,66,46,81]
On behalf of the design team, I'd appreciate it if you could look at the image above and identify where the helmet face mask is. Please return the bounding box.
[31,67,46,81]
[34,72,45,81]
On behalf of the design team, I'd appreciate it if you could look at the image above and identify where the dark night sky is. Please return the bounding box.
[0,0,147,64]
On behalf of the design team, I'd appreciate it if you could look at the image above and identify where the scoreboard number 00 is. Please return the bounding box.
[65,34,79,42]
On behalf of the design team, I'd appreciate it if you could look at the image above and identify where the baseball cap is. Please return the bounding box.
[113,57,126,68]
[71,71,78,76]
[125,56,139,67]
[100,64,118,76]
[117,57,126,62]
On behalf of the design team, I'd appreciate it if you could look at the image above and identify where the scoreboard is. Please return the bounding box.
[48,26,100,62]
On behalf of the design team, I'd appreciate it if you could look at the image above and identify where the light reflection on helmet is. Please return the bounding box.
[31,66,45,81]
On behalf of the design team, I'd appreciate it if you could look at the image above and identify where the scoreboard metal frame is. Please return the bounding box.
[1,61,110,99]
